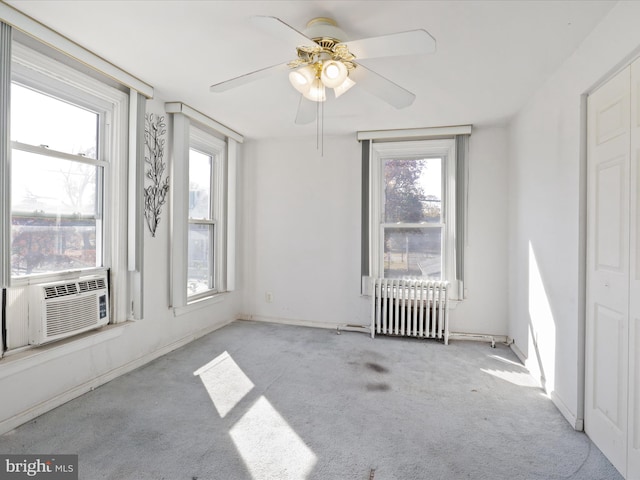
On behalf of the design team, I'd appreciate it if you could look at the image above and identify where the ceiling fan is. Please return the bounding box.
[209,16,436,124]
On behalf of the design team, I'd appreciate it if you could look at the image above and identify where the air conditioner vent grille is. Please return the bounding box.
[30,274,109,345]
[78,277,106,293]
[44,283,78,299]
[45,295,99,336]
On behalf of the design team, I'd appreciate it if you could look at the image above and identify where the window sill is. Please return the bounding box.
[173,291,227,317]
[9,267,109,288]
[0,321,132,380]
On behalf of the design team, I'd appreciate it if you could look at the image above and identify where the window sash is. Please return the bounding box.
[187,220,215,299]
[9,79,109,280]
[11,81,99,158]
[380,225,445,280]
[382,156,444,224]
[11,141,107,167]
[188,147,214,222]
[11,60,110,162]
[187,143,216,299]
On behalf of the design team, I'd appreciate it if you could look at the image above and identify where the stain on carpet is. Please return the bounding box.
[366,383,391,391]
[365,362,389,373]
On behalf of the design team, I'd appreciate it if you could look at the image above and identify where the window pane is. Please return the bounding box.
[384,157,442,223]
[11,149,101,277]
[11,216,98,277]
[188,223,213,295]
[189,149,212,219]
[11,83,98,158]
[384,227,442,280]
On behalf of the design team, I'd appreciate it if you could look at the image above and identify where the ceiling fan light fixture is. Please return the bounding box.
[288,65,316,94]
[333,76,356,98]
[320,60,348,88]
[303,78,326,102]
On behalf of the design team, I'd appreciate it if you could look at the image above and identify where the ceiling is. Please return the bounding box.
[5,0,615,140]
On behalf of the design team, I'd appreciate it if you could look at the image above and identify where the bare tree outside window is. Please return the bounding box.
[383,157,442,279]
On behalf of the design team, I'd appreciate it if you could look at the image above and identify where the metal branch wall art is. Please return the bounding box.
[144,113,169,237]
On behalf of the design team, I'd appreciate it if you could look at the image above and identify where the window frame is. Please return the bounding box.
[169,106,236,313]
[6,41,130,321]
[186,128,225,301]
[369,139,459,298]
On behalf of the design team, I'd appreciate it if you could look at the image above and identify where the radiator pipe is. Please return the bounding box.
[336,324,370,336]
[448,333,497,348]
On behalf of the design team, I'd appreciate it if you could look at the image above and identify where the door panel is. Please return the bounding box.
[586,65,630,478]
[595,158,626,271]
[593,304,625,428]
[628,56,640,480]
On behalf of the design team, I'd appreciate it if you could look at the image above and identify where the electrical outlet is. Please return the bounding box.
[265,292,274,303]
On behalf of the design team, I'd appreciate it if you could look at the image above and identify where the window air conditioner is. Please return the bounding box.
[29,274,110,345]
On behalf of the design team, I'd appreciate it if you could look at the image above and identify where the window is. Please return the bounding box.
[168,102,241,311]
[0,19,149,351]
[5,41,131,323]
[10,81,105,277]
[367,139,461,298]
[187,136,222,298]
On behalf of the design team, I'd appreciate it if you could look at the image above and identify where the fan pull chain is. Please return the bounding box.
[315,95,324,156]
[321,97,324,156]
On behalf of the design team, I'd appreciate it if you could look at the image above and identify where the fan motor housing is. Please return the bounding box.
[304,17,347,44]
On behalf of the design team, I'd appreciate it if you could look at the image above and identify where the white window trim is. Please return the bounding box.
[368,139,459,299]
[357,125,472,141]
[9,42,130,322]
[168,103,241,311]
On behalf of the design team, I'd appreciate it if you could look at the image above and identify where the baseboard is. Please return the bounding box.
[508,343,583,432]
[0,318,234,436]
[510,341,527,364]
[237,314,365,333]
[550,390,583,431]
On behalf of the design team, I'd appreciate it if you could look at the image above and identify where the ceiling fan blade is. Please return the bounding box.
[340,29,436,60]
[350,63,415,109]
[210,63,290,92]
[251,15,315,48]
[295,95,317,125]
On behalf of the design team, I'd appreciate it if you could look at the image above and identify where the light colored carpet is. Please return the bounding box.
[0,320,621,479]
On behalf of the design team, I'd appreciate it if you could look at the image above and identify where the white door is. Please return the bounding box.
[628,57,640,480]
[586,66,630,477]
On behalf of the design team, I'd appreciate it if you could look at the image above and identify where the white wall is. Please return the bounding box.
[508,1,640,429]
[451,126,508,335]
[241,135,367,328]
[0,97,243,434]
[241,127,509,336]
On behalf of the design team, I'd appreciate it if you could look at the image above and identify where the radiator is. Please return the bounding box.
[370,278,450,344]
